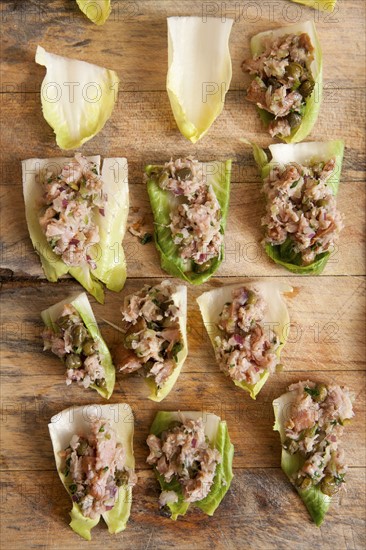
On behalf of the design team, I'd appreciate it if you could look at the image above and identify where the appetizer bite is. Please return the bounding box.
[145,157,232,284]
[249,140,344,274]
[22,153,129,302]
[242,21,321,142]
[273,381,354,526]
[36,46,119,149]
[197,281,292,399]
[49,403,135,540]
[147,411,233,519]
[41,292,115,399]
[76,0,111,25]
[167,17,233,143]
[113,280,187,401]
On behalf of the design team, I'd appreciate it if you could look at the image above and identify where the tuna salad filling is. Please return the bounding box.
[42,304,106,389]
[39,153,107,268]
[146,416,221,503]
[59,417,136,519]
[283,381,354,496]
[242,33,315,137]
[214,287,280,385]
[262,158,344,265]
[155,157,223,272]
[115,280,183,388]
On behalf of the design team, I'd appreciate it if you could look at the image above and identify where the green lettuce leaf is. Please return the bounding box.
[76,0,111,25]
[145,160,232,284]
[35,46,119,150]
[48,403,135,539]
[290,0,337,12]
[21,155,129,303]
[260,140,344,274]
[41,292,115,398]
[250,21,322,143]
[197,280,292,399]
[273,391,331,526]
[167,17,233,143]
[149,411,234,519]
[144,285,188,402]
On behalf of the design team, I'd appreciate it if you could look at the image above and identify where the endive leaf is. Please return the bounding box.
[167,17,233,143]
[260,140,344,274]
[250,21,322,143]
[149,411,234,519]
[290,0,337,12]
[48,403,134,539]
[21,155,129,302]
[36,46,119,149]
[144,285,188,402]
[145,160,232,284]
[197,281,292,399]
[273,391,331,526]
[76,0,111,25]
[41,292,116,399]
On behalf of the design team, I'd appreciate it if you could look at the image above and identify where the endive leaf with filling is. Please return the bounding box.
[22,154,129,302]
[145,158,232,285]
[167,17,233,143]
[242,21,322,142]
[113,280,187,402]
[49,403,135,540]
[76,0,111,25]
[273,380,354,526]
[197,281,292,399]
[249,140,345,275]
[36,46,119,149]
[147,411,234,519]
[41,292,115,399]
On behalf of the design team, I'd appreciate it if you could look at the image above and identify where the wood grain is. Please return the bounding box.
[0,0,365,548]
[1,469,365,550]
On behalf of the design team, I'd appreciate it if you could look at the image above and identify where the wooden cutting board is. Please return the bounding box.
[0,1,365,548]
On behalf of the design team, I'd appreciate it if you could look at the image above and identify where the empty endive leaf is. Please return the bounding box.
[167,17,233,143]
[76,0,111,25]
[290,0,337,12]
[36,46,119,149]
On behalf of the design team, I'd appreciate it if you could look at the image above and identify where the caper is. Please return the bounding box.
[124,333,137,348]
[247,290,257,305]
[71,324,88,348]
[82,340,95,356]
[285,62,303,81]
[65,354,82,369]
[176,167,192,181]
[115,469,128,487]
[317,199,328,207]
[192,260,212,273]
[321,475,338,496]
[283,438,298,454]
[299,79,315,98]
[158,171,169,186]
[267,77,282,91]
[95,378,106,388]
[314,383,328,403]
[77,439,89,456]
[58,315,72,330]
[287,112,302,129]
[298,477,312,491]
